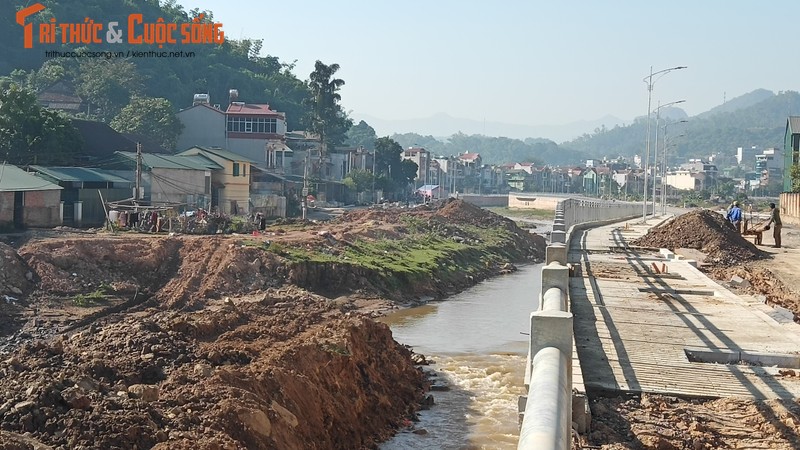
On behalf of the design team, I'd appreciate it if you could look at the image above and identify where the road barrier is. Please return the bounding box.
[518,199,642,450]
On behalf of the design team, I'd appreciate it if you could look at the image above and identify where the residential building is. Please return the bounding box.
[108,151,221,211]
[177,146,255,214]
[401,147,431,186]
[70,119,168,165]
[176,92,291,172]
[784,117,800,192]
[0,164,62,228]
[29,166,132,226]
[38,81,83,113]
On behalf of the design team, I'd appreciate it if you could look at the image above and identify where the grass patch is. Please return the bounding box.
[485,206,554,220]
[72,284,114,307]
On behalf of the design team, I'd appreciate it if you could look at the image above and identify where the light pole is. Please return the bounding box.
[642,65,687,222]
[661,120,687,214]
[651,100,685,215]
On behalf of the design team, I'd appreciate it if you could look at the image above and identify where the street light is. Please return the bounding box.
[642,65,687,222]
[652,100,685,215]
[661,120,688,214]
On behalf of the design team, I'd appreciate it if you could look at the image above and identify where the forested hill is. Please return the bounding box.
[561,90,800,162]
[2,0,309,129]
[390,132,587,166]
[386,90,799,167]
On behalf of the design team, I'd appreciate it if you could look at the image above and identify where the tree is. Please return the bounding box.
[76,59,143,122]
[110,97,184,150]
[346,120,377,150]
[399,159,419,184]
[791,165,800,193]
[342,168,374,193]
[374,137,403,178]
[304,61,352,153]
[0,84,81,165]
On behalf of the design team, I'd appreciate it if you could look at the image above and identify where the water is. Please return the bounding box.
[380,263,544,450]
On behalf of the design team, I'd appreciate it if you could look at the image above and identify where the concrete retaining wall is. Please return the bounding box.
[459,194,509,207]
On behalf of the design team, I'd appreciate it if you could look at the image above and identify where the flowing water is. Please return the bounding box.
[380,263,544,450]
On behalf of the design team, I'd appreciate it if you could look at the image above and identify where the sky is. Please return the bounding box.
[180,0,799,127]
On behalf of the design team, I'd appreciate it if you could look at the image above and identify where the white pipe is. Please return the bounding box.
[518,347,571,450]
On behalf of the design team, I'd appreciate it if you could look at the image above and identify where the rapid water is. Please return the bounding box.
[380,263,544,450]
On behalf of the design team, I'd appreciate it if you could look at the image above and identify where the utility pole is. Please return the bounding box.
[302,152,308,220]
[135,142,142,202]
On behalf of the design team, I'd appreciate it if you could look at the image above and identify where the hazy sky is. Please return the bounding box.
[181,0,797,126]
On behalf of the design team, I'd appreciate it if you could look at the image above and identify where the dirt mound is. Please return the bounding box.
[585,393,800,450]
[0,292,426,449]
[632,209,766,265]
[0,243,34,298]
[436,199,515,228]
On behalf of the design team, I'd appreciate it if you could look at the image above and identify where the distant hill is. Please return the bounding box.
[561,90,800,164]
[696,89,775,119]
[357,112,625,143]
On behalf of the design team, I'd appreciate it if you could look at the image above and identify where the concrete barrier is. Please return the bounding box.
[520,198,638,449]
[518,347,571,449]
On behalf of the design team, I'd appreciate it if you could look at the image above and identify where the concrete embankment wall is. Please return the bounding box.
[518,197,647,450]
[508,193,570,211]
[459,194,509,207]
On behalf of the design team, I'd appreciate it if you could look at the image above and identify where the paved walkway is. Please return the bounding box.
[570,215,800,400]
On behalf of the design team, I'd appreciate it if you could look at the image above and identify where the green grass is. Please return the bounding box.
[485,206,555,220]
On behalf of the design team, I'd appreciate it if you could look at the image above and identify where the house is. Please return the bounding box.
[28,166,132,227]
[401,147,431,186]
[783,117,800,192]
[107,151,221,211]
[0,164,63,228]
[176,92,290,172]
[177,146,255,214]
[37,81,83,113]
[71,119,168,165]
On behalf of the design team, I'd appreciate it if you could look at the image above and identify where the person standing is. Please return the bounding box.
[726,201,743,234]
[765,202,782,248]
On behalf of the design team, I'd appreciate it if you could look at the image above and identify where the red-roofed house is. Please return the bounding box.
[176,94,291,172]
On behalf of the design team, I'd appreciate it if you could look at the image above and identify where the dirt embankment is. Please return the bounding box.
[0,200,545,449]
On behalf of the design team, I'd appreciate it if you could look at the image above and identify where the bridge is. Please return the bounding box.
[517,198,800,449]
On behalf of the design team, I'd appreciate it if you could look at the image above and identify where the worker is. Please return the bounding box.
[726,201,743,234]
[764,202,782,248]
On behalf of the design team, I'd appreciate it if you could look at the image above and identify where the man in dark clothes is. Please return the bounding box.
[765,202,782,248]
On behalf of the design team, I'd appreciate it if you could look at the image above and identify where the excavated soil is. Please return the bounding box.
[586,210,800,449]
[0,200,545,449]
[632,209,767,265]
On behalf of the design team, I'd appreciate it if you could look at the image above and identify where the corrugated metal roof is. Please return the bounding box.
[788,117,800,133]
[29,166,132,184]
[115,152,223,170]
[178,146,258,164]
[0,164,63,192]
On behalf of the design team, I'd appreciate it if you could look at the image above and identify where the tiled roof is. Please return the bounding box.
[226,103,284,116]
[788,117,800,134]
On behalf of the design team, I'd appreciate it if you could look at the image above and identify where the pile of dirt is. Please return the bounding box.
[0,200,541,448]
[0,242,34,298]
[584,393,800,449]
[707,265,800,321]
[632,209,767,265]
[0,290,426,449]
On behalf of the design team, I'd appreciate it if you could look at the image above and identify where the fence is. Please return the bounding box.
[518,198,646,450]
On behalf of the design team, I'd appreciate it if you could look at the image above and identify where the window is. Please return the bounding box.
[227,116,278,133]
[233,162,240,176]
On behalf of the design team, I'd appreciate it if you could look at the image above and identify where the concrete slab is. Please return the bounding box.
[570,217,800,400]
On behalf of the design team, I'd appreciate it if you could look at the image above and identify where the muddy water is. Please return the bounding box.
[380,263,543,450]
